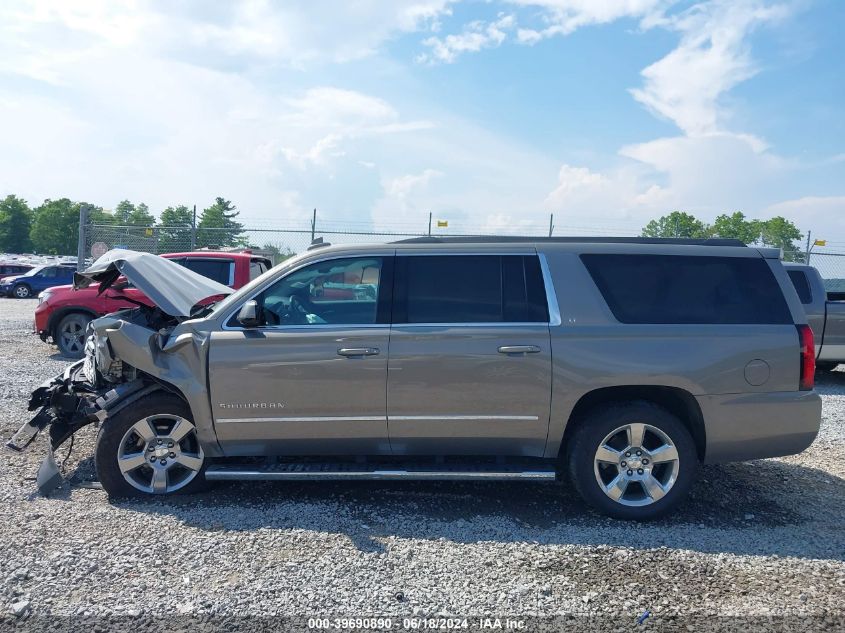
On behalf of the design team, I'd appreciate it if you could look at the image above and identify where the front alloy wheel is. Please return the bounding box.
[13,285,31,299]
[117,415,204,494]
[96,392,209,497]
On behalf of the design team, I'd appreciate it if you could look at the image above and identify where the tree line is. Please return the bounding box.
[641,211,805,260]
[0,193,807,260]
[0,195,245,255]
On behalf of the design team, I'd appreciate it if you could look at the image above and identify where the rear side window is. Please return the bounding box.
[787,270,813,304]
[581,254,792,325]
[394,255,548,324]
[181,258,234,286]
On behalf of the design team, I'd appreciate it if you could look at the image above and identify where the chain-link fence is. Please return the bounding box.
[83,223,439,266]
[805,251,845,292]
[82,215,578,266]
[81,218,845,291]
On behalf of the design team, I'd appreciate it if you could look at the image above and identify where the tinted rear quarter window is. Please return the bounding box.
[581,254,792,325]
[394,255,548,323]
[787,270,813,304]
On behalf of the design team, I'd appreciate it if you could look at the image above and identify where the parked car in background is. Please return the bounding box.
[10,238,821,521]
[0,262,34,280]
[784,262,845,372]
[1,264,76,299]
[35,251,271,358]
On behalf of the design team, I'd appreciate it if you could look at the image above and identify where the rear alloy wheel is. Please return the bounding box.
[55,313,91,358]
[96,393,208,497]
[568,402,698,520]
[13,284,31,299]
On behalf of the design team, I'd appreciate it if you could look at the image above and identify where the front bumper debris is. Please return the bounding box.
[6,360,149,494]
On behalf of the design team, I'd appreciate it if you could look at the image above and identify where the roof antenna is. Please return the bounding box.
[307,237,331,251]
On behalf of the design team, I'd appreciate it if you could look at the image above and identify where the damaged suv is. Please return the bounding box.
[7,239,821,520]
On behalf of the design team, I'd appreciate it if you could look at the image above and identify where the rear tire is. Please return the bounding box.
[13,284,31,299]
[96,392,209,498]
[817,362,839,372]
[55,313,91,358]
[567,401,699,520]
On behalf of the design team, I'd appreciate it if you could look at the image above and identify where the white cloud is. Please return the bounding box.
[385,169,444,198]
[765,196,845,237]
[417,13,516,64]
[512,0,667,43]
[629,0,791,135]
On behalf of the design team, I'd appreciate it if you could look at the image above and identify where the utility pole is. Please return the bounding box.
[190,204,197,251]
[428,212,432,236]
[805,231,812,265]
[76,204,89,268]
[311,208,317,242]
[548,213,554,237]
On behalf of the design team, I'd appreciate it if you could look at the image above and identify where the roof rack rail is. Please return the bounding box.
[393,236,747,247]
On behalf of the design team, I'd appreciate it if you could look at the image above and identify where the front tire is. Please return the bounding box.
[55,313,91,358]
[13,284,31,299]
[567,401,699,520]
[96,392,208,498]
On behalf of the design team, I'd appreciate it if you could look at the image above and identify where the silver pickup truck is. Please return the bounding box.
[784,262,845,372]
[7,238,821,521]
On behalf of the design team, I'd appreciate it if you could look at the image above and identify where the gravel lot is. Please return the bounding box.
[1,298,844,629]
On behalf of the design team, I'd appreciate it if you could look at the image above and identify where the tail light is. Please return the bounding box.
[797,324,815,391]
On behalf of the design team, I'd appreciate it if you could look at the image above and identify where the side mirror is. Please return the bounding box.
[237,300,260,328]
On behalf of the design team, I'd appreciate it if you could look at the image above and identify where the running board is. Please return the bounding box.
[205,462,557,482]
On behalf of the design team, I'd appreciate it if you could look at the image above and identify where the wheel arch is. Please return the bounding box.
[560,385,706,462]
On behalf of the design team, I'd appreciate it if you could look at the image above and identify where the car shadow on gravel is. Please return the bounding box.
[95,457,845,562]
[816,368,845,395]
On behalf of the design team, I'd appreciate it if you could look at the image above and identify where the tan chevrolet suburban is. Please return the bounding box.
[7,237,821,520]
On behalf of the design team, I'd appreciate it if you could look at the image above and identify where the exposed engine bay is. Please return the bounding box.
[6,250,233,494]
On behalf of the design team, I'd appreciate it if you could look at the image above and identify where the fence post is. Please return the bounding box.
[311,208,317,242]
[548,213,554,237]
[428,212,432,236]
[77,204,89,267]
[191,204,197,251]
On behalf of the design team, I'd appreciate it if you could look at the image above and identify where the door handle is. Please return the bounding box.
[498,345,541,355]
[337,347,380,357]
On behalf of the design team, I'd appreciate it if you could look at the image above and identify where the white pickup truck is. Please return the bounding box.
[785,262,845,371]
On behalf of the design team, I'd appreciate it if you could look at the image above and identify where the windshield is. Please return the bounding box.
[21,265,47,277]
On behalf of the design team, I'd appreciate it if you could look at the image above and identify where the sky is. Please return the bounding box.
[0,0,843,242]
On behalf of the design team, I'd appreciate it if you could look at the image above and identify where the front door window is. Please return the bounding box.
[248,257,384,326]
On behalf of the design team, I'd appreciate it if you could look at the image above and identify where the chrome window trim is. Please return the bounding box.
[220,250,560,330]
[538,253,562,326]
[395,250,534,257]
[391,322,546,328]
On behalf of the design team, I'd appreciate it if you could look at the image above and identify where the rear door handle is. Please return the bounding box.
[498,345,541,355]
[337,347,380,357]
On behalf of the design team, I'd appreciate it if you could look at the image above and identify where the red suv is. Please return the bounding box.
[35,251,271,358]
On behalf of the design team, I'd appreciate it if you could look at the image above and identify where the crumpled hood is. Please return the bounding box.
[74,249,234,317]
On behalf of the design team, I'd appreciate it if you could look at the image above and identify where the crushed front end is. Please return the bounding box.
[7,308,174,494]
